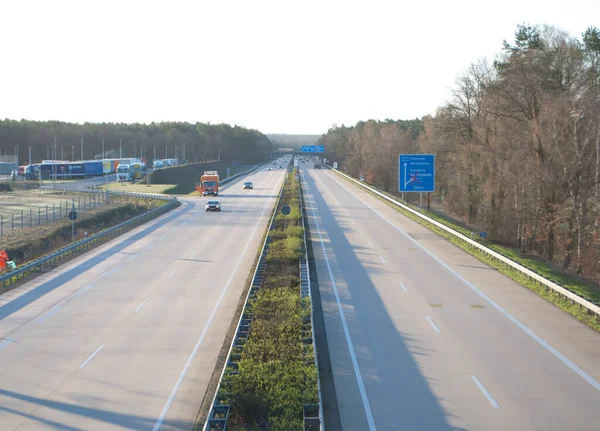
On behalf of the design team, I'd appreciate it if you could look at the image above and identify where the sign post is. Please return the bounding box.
[68,200,78,242]
[281,205,291,230]
[301,145,325,153]
[399,154,435,193]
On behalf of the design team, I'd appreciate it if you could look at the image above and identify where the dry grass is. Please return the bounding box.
[99,182,177,194]
[1,195,167,264]
[0,189,98,220]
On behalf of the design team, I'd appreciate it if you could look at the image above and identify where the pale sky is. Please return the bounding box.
[1,0,597,134]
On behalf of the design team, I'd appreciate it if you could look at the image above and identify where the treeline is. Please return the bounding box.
[267,134,320,148]
[0,120,273,165]
[319,24,600,283]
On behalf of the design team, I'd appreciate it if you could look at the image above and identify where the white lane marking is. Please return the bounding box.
[189,249,196,257]
[152,181,279,431]
[215,225,221,230]
[224,216,230,221]
[74,283,95,297]
[0,339,15,351]
[327,171,600,392]
[379,256,386,264]
[135,298,150,312]
[303,173,377,431]
[368,241,374,248]
[36,305,63,323]
[78,345,104,369]
[168,269,177,279]
[471,376,500,408]
[399,280,409,292]
[127,254,138,263]
[426,316,441,333]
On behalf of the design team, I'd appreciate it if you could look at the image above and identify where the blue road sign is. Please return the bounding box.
[301,145,324,153]
[399,154,435,192]
[479,232,488,238]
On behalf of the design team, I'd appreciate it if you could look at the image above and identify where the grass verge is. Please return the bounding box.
[217,170,318,430]
[0,196,175,291]
[331,169,600,332]
[99,182,177,194]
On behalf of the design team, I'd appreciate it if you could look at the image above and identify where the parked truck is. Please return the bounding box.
[130,163,143,180]
[196,171,219,196]
[117,164,131,182]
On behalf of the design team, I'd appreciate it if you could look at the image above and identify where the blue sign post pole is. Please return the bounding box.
[399,154,435,209]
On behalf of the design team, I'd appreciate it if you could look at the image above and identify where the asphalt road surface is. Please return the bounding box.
[0,167,286,430]
[40,174,118,192]
[301,165,600,431]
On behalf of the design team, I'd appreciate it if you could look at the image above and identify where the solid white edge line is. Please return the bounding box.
[326,171,600,393]
[78,345,104,369]
[368,241,374,248]
[152,176,279,431]
[0,339,14,351]
[379,256,386,264]
[36,305,63,323]
[304,172,377,431]
[135,298,150,312]
[399,281,409,292]
[74,283,95,297]
[167,269,177,279]
[471,376,500,408]
[425,316,441,334]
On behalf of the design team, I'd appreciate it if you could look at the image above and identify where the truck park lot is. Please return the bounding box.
[0,166,286,430]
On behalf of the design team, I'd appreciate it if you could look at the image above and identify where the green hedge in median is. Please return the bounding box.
[225,169,318,430]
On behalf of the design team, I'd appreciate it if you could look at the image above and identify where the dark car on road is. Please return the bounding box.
[205,200,221,212]
[243,181,253,189]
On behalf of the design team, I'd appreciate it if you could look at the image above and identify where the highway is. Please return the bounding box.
[0,166,286,430]
[301,164,600,431]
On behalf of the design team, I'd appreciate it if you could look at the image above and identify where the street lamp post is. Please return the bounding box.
[53,137,57,188]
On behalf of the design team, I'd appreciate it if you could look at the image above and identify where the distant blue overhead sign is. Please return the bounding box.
[301,145,324,153]
[399,154,435,192]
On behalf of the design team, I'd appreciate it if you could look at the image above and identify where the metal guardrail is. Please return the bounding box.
[0,192,179,289]
[324,165,600,319]
[298,171,324,431]
[1,166,266,286]
[203,172,285,431]
[204,166,322,431]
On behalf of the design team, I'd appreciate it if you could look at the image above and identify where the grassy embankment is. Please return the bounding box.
[0,192,171,269]
[333,170,600,331]
[218,170,318,430]
[144,161,232,195]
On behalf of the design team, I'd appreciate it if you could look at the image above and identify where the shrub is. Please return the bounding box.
[267,237,301,262]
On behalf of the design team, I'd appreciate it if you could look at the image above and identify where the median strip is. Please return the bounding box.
[203,168,321,431]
